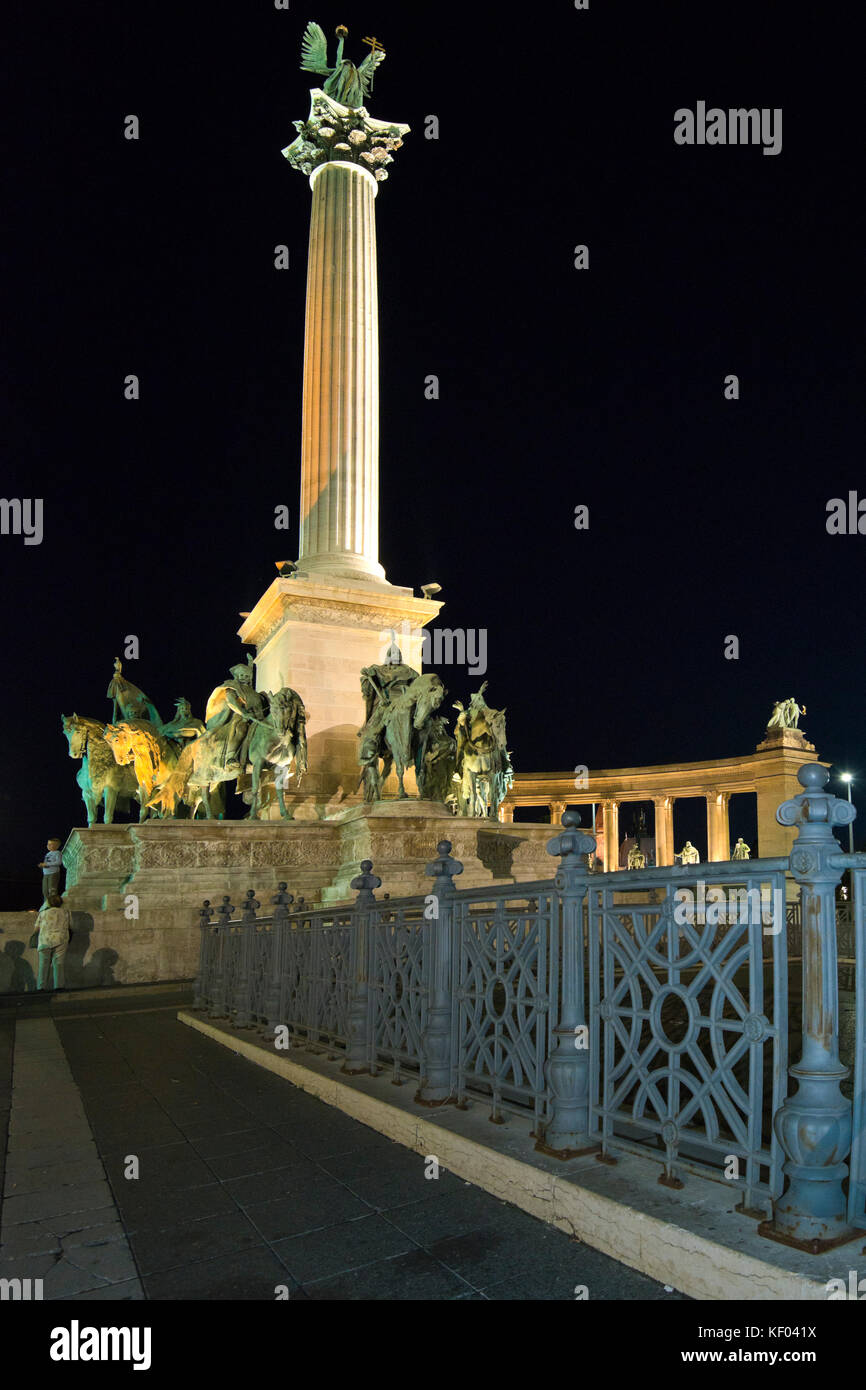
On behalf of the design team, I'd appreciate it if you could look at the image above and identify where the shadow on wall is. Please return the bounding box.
[0,913,119,993]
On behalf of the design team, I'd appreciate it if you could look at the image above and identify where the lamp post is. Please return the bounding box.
[840,773,854,854]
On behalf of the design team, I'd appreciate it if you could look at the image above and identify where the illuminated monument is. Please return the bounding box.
[239,31,440,805]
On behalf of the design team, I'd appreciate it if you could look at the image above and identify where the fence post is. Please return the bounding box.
[417,839,463,1106]
[343,859,381,1074]
[539,810,598,1157]
[209,895,234,1018]
[262,882,293,1039]
[193,900,214,1010]
[233,889,260,1028]
[763,763,857,1251]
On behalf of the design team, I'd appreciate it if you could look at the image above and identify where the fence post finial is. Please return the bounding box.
[350,859,381,907]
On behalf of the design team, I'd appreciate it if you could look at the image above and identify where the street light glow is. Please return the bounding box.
[841,772,853,783]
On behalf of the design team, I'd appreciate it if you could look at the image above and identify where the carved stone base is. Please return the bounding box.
[0,813,557,991]
[756,727,816,754]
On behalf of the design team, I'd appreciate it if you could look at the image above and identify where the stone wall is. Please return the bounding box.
[0,809,557,993]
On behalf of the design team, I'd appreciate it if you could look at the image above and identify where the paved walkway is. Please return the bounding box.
[0,991,682,1300]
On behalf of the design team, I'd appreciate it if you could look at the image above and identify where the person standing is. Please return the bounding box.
[35,893,71,991]
[38,837,63,905]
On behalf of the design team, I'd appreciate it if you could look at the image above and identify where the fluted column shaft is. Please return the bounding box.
[653,796,674,866]
[300,161,385,581]
[602,800,620,872]
[706,789,730,861]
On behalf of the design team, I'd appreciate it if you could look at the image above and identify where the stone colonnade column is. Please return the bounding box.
[653,796,674,866]
[498,804,514,824]
[706,788,731,862]
[549,800,567,826]
[602,800,620,872]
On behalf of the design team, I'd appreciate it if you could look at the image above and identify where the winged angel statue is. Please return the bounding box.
[299,22,386,109]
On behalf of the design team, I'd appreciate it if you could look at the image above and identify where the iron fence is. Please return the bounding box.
[193,765,865,1251]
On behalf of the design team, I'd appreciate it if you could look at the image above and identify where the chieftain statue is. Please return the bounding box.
[202,655,267,778]
[160,698,205,744]
[299,22,386,109]
[69,656,307,822]
[357,640,447,802]
[106,658,161,725]
[452,683,513,820]
[151,656,307,820]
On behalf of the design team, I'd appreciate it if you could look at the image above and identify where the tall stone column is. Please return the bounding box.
[284,90,410,584]
[549,800,567,826]
[299,161,382,580]
[602,800,620,872]
[653,796,674,867]
[238,90,441,809]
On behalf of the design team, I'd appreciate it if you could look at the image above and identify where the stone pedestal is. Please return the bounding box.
[754,728,819,860]
[239,572,441,804]
[49,813,557,988]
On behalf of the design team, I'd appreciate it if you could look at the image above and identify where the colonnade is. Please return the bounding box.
[503,792,730,868]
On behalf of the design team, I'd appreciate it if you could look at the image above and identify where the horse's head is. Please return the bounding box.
[267,688,298,738]
[103,723,136,764]
[62,713,83,758]
[63,713,102,759]
[413,674,446,731]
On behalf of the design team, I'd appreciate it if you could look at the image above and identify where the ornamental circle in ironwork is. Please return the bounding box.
[599,1000,614,1022]
[790,848,818,875]
[650,987,697,1053]
[661,1121,679,1147]
[489,978,508,1020]
[742,1012,768,1043]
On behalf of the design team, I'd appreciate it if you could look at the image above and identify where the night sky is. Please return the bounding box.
[3,1,863,908]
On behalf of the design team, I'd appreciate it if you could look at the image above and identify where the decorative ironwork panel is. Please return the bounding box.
[197,927,216,1009]
[221,926,243,1019]
[273,910,355,1049]
[588,867,788,1212]
[248,920,274,1025]
[279,919,317,1036]
[848,867,866,1229]
[369,903,429,1073]
[453,891,556,1123]
[310,915,354,1046]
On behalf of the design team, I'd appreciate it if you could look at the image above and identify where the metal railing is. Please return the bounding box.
[193,764,865,1253]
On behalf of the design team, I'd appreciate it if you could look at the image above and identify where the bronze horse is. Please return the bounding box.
[62,713,139,825]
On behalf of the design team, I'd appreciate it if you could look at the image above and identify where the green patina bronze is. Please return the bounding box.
[299,23,385,110]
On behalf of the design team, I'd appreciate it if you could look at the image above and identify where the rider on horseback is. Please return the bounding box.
[204,655,267,776]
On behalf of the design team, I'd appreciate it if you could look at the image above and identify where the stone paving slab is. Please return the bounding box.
[2,996,686,1300]
[0,1017,142,1300]
[0,1212,127,1260]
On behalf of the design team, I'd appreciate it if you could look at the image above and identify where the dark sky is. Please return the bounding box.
[2,1,864,906]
